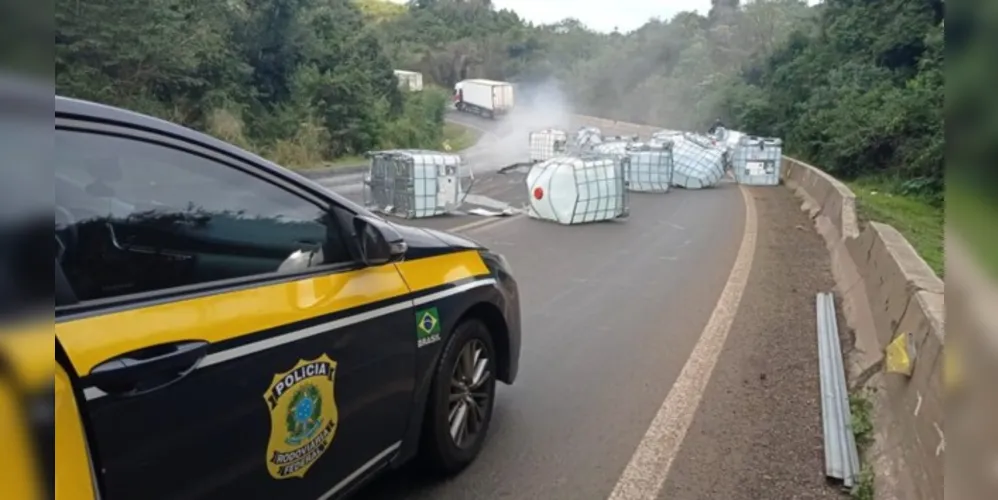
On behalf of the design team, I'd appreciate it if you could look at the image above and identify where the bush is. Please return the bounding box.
[377,86,449,150]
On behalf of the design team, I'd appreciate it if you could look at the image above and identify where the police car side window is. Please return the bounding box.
[54,130,353,303]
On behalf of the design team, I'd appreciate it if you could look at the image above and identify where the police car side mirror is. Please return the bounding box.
[353,215,407,266]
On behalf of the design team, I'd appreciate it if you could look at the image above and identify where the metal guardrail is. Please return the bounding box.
[816,292,861,490]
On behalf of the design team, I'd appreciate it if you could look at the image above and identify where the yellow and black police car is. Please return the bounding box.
[52,96,521,500]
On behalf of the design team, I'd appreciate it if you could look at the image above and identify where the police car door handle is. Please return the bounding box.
[88,340,209,397]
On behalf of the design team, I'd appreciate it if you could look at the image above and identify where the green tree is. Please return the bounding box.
[55,0,450,168]
[725,0,943,200]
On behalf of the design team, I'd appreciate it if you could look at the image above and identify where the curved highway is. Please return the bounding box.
[323,110,845,500]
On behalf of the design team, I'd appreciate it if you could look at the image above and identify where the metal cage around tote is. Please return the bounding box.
[622,142,674,193]
[363,149,473,218]
[525,153,629,225]
[732,136,783,186]
[528,129,569,163]
[592,140,674,194]
[591,140,631,158]
[572,126,604,153]
[670,133,726,189]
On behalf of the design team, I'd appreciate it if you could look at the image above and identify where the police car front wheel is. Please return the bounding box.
[420,318,497,475]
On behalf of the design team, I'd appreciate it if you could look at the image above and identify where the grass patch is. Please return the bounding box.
[274,122,481,172]
[847,177,944,277]
[441,122,481,151]
[325,155,366,167]
[849,391,875,451]
[947,180,998,280]
[849,390,875,499]
[853,464,875,500]
[283,154,366,173]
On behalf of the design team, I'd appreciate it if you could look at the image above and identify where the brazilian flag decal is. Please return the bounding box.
[416,307,442,348]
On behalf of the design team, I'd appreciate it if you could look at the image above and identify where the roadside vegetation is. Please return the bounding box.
[56,0,944,268]
[853,465,875,500]
[55,0,451,168]
[849,178,944,277]
[849,391,876,499]
[299,119,480,173]
[442,123,482,152]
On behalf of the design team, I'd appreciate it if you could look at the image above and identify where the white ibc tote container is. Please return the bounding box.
[649,129,683,148]
[593,141,674,193]
[528,129,569,162]
[719,129,745,151]
[591,140,631,157]
[603,134,639,143]
[574,126,603,151]
[709,128,746,171]
[732,136,783,186]
[364,149,470,218]
[671,133,725,189]
[623,142,674,193]
[525,154,628,225]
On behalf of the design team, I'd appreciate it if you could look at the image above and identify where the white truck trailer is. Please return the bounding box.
[393,70,423,92]
[453,79,514,119]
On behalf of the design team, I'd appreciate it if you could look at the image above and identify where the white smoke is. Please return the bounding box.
[477,79,574,167]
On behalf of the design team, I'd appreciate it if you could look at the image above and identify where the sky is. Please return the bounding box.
[389,1,823,34]
[485,0,713,33]
[387,0,715,34]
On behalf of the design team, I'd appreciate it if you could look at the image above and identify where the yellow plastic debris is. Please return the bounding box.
[885,331,915,376]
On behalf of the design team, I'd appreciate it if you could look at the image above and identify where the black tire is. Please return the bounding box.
[419,318,497,475]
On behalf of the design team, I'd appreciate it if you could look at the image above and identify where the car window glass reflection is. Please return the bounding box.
[54,131,352,303]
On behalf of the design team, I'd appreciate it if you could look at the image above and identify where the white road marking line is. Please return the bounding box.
[607,185,758,500]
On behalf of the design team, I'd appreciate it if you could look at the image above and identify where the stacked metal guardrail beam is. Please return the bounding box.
[816,292,861,489]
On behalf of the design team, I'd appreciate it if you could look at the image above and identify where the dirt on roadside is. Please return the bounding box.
[658,185,848,500]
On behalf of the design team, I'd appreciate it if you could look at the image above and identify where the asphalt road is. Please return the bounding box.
[315,110,845,500]
[363,183,746,500]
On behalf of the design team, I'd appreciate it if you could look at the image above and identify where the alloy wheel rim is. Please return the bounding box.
[447,339,491,449]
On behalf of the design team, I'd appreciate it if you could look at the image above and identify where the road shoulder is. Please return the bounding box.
[658,185,846,500]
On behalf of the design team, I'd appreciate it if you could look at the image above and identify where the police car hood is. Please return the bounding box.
[388,222,485,254]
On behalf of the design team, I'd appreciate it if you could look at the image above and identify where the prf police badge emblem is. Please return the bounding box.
[264,354,338,479]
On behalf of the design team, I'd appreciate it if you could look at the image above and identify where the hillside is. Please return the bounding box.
[56,0,944,205]
[366,0,942,202]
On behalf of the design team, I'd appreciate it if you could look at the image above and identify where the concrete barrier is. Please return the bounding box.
[845,223,944,346]
[570,114,660,138]
[780,158,944,500]
[569,115,946,499]
[782,157,859,240]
